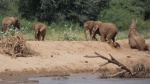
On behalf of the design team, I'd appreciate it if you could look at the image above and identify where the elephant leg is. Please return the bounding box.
[92,33,98,41]
[101,35,106,42]
[38,35,41,41]
[107,31,117,46]
[41,30,46,41]
[41,34,44,41]
[37,32,41,41]
[84,29,88,41]
[92,28,99,41]
[89,29,94,41]
[108,39,114,47]
[112,37,115,43]
[35,32,38,41]
[107,34,114,47]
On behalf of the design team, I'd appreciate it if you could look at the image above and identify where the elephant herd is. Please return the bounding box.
[1,16,149,51]
[84,20,149,51]
[2,16,47,41]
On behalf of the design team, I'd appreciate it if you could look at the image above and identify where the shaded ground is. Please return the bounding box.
[0,39,150,83]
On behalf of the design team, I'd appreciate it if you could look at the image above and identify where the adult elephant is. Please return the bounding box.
[128,20,149,51]
[32,23,47,41]
[83,20,102,41]
[2,16,20,32]
[91,23,118,46]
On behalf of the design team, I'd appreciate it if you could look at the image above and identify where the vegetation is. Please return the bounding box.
[0,0,149,41]
[18,0,110,25]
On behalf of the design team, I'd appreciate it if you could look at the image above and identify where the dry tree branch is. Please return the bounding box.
[84,52,133,75]
[92,62,109,74]
[94,52,132,74]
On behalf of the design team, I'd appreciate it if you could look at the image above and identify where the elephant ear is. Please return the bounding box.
[83,22,88,29]
[92,25,99,35]
[93,25,99,31]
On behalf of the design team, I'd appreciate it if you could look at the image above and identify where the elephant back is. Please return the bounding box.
[39,23,47,32]
[32,23,46,32]
[128,28,140,37]
[4,17,16,24]
[100,23,117,32]
[32,24,39,30]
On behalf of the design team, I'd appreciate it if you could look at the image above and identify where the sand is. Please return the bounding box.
[0,39,150,75]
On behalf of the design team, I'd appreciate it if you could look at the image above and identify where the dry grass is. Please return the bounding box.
[0,34,38,58]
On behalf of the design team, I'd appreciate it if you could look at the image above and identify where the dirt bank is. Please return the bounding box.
[0,39,150,75]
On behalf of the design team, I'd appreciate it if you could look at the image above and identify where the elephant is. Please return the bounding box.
[83,20,102,41]
[91,22,118,47]
[2,16,20,32]
[128,19,140,37]
[130,19,137,30]
[128,23,149,51]
[32,23,47,41]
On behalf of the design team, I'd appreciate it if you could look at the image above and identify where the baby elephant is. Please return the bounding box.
[32,23,47,41]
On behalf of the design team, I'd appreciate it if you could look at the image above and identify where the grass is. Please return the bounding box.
[45,22,85,41]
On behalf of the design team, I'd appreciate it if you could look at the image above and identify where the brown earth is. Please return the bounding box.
[0,39,150,76]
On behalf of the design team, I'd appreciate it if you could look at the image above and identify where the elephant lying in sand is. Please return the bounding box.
[32,23,47,41]
[2,16,20,32]
[128,20,149,51]
[83,21,102,41]
[91,22,118,47]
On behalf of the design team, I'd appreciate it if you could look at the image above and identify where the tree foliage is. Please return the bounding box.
[0,0,19,16]
[99,0,150,30]
[18,0,110,25]
[143,0,150,20]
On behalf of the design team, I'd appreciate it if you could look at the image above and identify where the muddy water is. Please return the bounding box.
[29,76,150,84]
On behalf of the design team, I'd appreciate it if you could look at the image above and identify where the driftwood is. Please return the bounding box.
[84,52,134,77]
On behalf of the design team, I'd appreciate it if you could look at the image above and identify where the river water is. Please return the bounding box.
[28,76,150,84]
